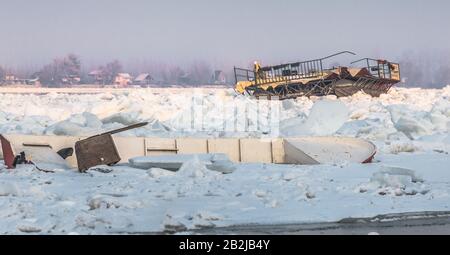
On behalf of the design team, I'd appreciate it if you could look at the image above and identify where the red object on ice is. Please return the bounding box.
[362,150,376,164]
[0,135,15,169]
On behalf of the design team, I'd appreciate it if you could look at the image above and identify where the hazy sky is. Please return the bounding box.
[1,0,449,68]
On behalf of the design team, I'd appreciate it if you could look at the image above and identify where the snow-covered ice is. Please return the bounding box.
[0,153,449,234]
[0,86,449,234]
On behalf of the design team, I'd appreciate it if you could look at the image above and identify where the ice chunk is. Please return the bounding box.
[393,117,432,139]
[177,156,212,178]
[48,121,81,136]
[357,166,427,196]
[387,141,418,154]
[282,99,296,110]
[337,120,370,136]
[102,111,142,126]
[83,112,103,128]
[17,224,42,233]
[162,215,187,233]
[205,158,236,174]
[147,168,176,178]
[44,112,103,136]
[281,99,348,136]
[388,105,434,139]
[0,182,20,196]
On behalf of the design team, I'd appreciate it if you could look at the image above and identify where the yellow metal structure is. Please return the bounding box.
[234,52,401,99]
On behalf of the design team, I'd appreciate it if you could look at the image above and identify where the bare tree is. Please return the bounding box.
[99,60,123,84]
[399,52,424,87]
[38,54,81,87]
[167,65,185,85]
[398,50,450,88]
[434,52,450,87]
[188,61,212,85]
[65,54,81,77]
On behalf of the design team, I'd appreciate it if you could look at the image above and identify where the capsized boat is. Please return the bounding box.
[1,134,376,170]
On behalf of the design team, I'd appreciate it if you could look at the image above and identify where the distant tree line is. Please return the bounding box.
[4,50,450,88]
[34,55,128,86]
[398,50,450,88]
[1,54,233,87]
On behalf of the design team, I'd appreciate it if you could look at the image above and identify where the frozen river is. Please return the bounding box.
[1,86,449,234]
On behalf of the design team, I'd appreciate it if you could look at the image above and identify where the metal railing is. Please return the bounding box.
[350,58,399,80]
[234,51,356,86]
[234,67,256,83]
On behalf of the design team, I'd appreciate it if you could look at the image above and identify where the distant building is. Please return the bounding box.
[211,70,226,84]
[0,74,12,85]
[27,72,41,86]
[26,78,40,86]
[134,73,153,86]
[0,73,40,86]
[114,73,132,87]
[5,74,15,81]
[88,70,105,84]
[3,74,17,84]
[178,72,192,85]
[61,75,81,85]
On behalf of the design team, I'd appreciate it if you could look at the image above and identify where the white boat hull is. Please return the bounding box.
[1,135,376,169]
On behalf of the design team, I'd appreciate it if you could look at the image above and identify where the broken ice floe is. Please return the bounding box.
[281,99,349,136]
[357,166,429,196]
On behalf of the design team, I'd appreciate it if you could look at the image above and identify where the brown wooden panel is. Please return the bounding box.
[75,134,120,172]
